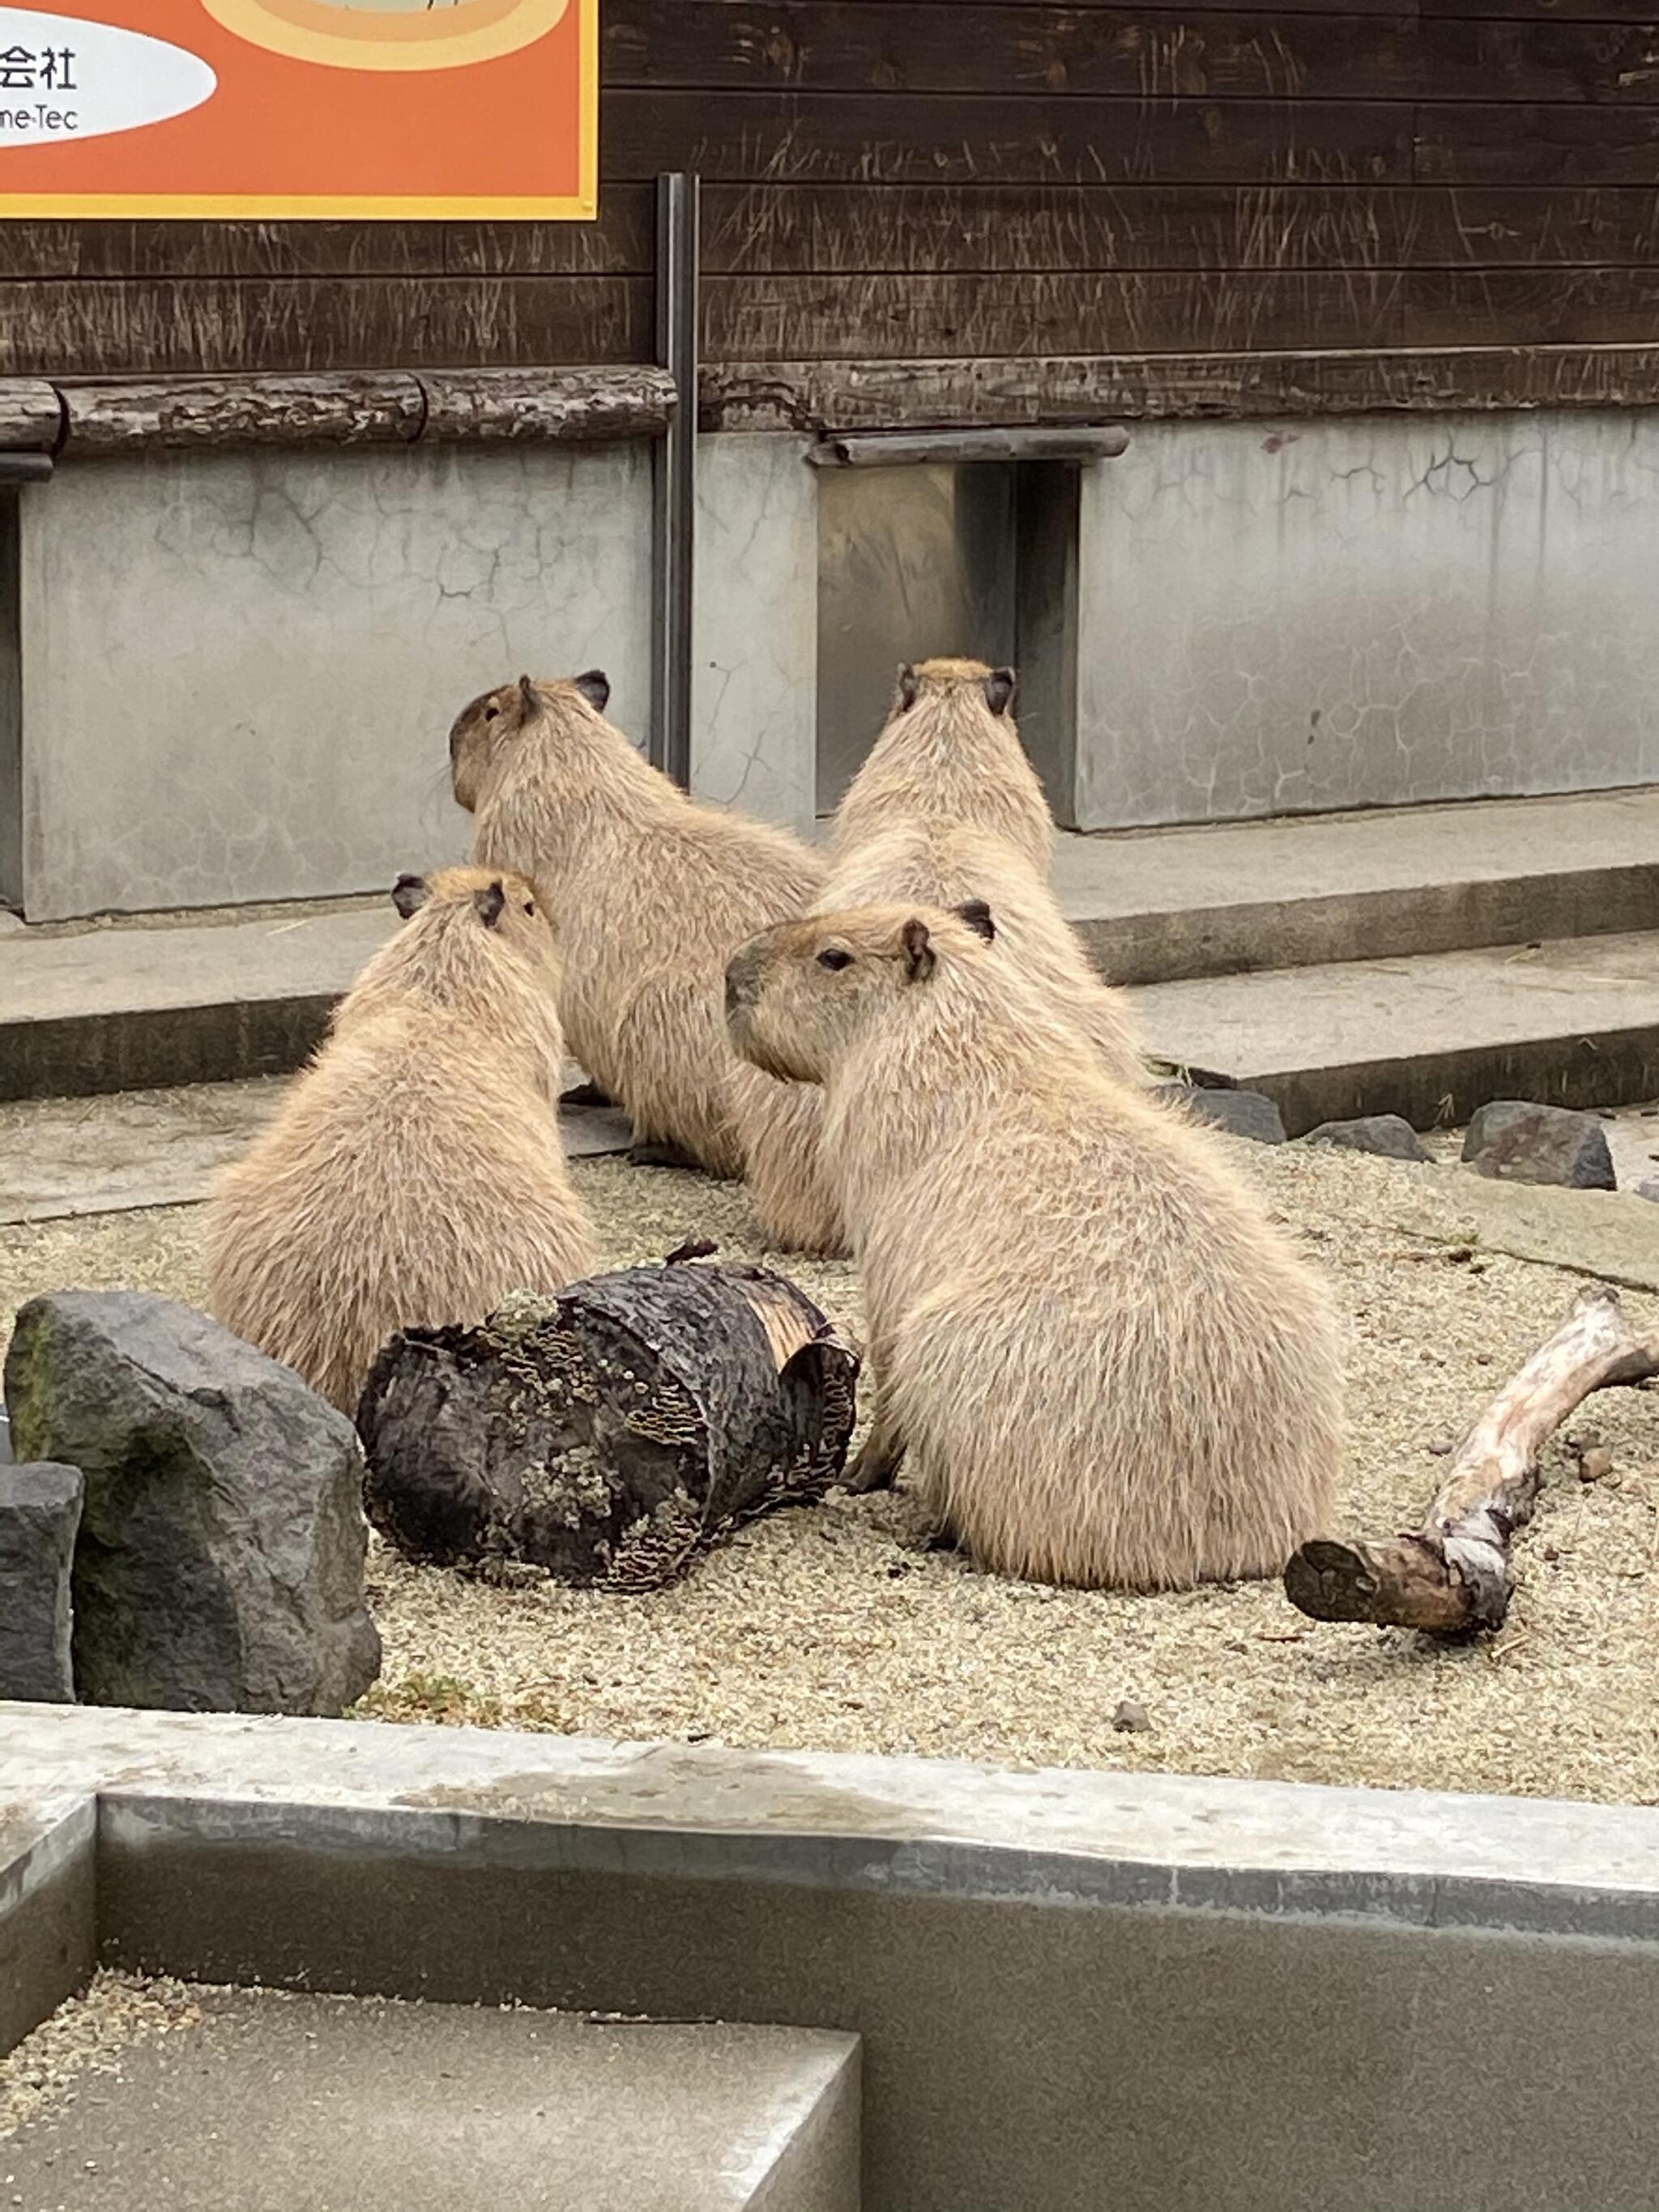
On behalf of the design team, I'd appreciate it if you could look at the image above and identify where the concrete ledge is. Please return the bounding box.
[2,1988,860,2212]
[8,1709,1659,2211]
[1138,927,1659,1134]
[0,1794,96,2055]
[1,902,390,1102]
[1056,789,1659,987]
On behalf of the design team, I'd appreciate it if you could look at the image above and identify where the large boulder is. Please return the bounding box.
[1158,1082,1287,1145]
[4,1292,380,1716]
[0,1463,83,1703]
[1303,1114,1432,1163]
[1462,1102,1616,1191]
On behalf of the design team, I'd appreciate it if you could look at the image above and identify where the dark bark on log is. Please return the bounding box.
[1286,1288,1659,1635]
[356,1261,859,1591]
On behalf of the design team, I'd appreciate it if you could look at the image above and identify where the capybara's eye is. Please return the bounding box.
[484,705,499,722]
[817,948,853,972]
[524,901,535,916]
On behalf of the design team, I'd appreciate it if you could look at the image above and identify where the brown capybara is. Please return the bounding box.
[448,669,846,1255]
[822,658,1143,1086]
[724,903,1343,1590]
[818,819,1143,1085]
[206,866,599,1414]
[830,657,1052,871]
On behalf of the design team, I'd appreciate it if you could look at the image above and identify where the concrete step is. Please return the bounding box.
[0,1988,860,2212]
[1137,928,1659,1136]
[1057,786,1659,986]
[0,1077,633,1226]
[4,788,1658,1109]
[1,898,391,1103]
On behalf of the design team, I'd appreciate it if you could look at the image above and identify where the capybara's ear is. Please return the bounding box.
[955,898,996,944]
[983,667,1017,717]
[897,663,919,712]
[391,872,429,919]
[573,669,611,714]
[900,917,936,982]
[518,673,540,718]
[475,880,506,929]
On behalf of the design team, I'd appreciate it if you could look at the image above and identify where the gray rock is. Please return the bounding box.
[1462,1101,1616,1191]
[0,1463,83,1703]
[1636,1179,1659,1205]
[1303,1114,1432,1163]
[4,1292,381,1716]
[1158,1083,1286,1145]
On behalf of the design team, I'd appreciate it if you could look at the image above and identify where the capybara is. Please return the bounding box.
[822,658,1142,1083]
[448,669,846,1253]
[830,657,1052,870]
[724,903,1343,1589]
[206,866,599,1413]
[819,819,1143,1085]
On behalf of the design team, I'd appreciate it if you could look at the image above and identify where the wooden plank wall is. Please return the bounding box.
[2,0,1657,409]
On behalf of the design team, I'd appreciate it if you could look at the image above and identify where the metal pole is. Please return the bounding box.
[650,171,699,786]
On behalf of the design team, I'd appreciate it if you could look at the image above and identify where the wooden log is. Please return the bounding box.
[416,366,676,444]
[0,378,61,450]
[1285,1289,1659,1636]
[356,1259,859,1591]
[59,373,424,451]
[52,369,673,454]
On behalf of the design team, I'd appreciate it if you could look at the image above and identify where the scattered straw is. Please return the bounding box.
[4,1140,1659,1806]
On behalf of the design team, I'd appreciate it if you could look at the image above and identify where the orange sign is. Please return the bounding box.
[0,0,597,219]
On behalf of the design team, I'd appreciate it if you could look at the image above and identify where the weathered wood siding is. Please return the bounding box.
[3,0,1657,413]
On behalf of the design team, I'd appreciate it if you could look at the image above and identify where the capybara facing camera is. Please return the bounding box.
[726,901,1343,1592]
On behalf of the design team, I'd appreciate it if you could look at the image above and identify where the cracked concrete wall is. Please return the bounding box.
[692,433,817,837]
[1076,412,1659,829]
[18,444,654,921]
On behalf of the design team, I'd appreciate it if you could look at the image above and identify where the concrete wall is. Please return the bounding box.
[1075,409,1659,830]
[15,1709,1659,2212]
[17,443,654,923]
[15,410,1659,918]
[691,433,817,837]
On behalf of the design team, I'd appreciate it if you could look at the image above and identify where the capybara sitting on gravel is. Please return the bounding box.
[207,866,599,1414]
[821,658,1143,1085]
[448,670,846,1254]
[724,902,1343,1590]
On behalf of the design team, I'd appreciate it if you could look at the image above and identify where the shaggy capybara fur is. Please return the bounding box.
[724,905,1343,1591]
[824,658,1141,1084]
[206,866,599,1414]
[448,669,846,1254]
[830,657,1053,872]
[819,819,1143,1085]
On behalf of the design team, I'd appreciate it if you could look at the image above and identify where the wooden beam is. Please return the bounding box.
[700,343,1659,428]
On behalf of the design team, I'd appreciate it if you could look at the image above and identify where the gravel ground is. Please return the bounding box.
[3,1145,1658,1805]
[0,1973,201,2141]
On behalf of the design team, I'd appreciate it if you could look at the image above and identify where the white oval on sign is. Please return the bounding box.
[0,6,215,147]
